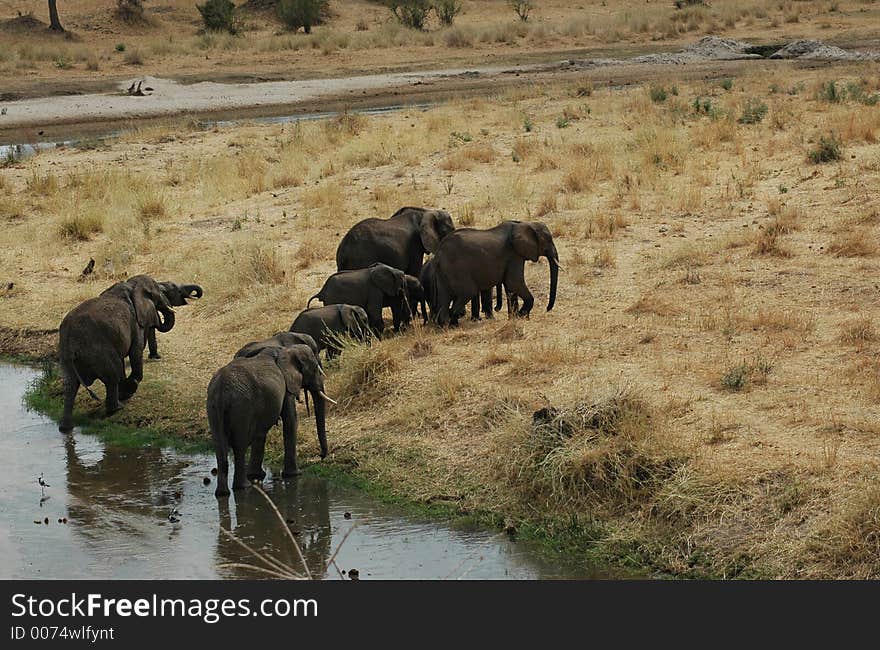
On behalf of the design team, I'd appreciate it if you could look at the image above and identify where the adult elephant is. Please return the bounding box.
[58,276,175,432]
[207,345,332,498]
[290,304,371,359]
[234,331,320,361]
[432,221,560,326]
[307,263,407,336]
[335,207,455,277]
[127,275,202,359]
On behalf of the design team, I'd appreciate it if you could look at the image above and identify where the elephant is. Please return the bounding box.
[234,331,320,361]
[58,275,175,432]
[207,344,331,498]
[127,275,202,359]
[335,206,455,278]
[421,256,501,323]
[290,304,371,359]
[383,274,425,330]
[432,221,560,326]
[307,262,408,336]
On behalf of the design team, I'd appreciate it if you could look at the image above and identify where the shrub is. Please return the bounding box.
[277,0,329,33]
[720,78,734,91]
[197,0,236,34]
[387,0,433,30]
[509,0,533,22]
[738,98,768,124]
[808,135,842,164]
[115,0,147,24]
[115,42,126,52]
[649,85,668,103]
[817,80,841,103]
[435,0,462,25]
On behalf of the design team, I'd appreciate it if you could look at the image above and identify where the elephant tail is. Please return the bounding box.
[307,292,322,309]
[206,390,228,457]
[66,353,100,402]
[494,284,503,312]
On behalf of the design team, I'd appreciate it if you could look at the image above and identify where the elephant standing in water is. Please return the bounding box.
[335,206,455,277]
[58,275,175,432]
[207,345,331,498]
[432,221,560,326]
[290,304,371,359]
[307,263,408,336]
[127,276,202,359]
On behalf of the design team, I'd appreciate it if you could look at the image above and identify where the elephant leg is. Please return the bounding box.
[215,444,230,498]
[390,300,403,333]
[146,327,160,360]
[247,435,267,482]
[281,398,301,478]
[59,370,79,433]
[469,296,481,321]
[104,378,121,417]
[481,289,494,319]
[231,441,249,491]
[450,296,469,327]
[505,265,533,318]
[366,304,384,338]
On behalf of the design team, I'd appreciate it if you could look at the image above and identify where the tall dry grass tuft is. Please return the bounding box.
[839,317,876,346]
[331,336,399,409]
[813,484,880,578]
[500,386,685,510]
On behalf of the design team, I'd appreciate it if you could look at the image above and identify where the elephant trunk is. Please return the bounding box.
[182,284,203,299]
[156,305,175,333]
[547,254,559,312]
[311,389,328,459]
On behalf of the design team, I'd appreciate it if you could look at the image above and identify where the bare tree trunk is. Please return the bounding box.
[48,0,64,32]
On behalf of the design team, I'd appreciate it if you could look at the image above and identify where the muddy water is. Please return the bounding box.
[0,364,620,579]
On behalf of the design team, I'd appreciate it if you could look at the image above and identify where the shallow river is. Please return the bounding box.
[0,364,618,580]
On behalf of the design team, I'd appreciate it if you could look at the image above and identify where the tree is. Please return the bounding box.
[48,0,64,31]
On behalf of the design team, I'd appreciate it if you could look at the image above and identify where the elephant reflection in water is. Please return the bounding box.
[62,433,189,539]
[215,476,333,578]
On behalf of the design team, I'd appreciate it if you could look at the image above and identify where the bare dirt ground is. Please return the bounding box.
[3,56,880,577]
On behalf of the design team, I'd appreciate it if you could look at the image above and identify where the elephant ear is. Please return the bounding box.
[419,211,441,254]
[370,264,400,296]
[131,285,162,329]
[274,348,304,396]
[511,222,541,262]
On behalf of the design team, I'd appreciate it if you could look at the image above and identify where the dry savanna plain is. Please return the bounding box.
[4,63,880,578]
[3,1,880,580]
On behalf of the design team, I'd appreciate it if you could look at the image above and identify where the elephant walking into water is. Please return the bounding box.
[58,275,176,432]
[307,263,408,336]
[127,275,202,359]
[290,304,371,359]
[207,344,331,498]
[336,207,455,277]
[432,221,560,326]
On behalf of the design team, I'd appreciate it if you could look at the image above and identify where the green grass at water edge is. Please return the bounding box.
[23,362,211,454]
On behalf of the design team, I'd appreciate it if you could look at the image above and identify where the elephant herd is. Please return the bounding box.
[56,206,561,498]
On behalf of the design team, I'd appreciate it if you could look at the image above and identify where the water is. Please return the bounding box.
[0,364,617,580]
[0,103,432,163]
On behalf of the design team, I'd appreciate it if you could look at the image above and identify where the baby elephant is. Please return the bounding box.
[307,262,407,336]
[234,331,320,361]
[290,304,371,359]
[384,274,426,330]
[126,275,202,360]
[207,344,331,498]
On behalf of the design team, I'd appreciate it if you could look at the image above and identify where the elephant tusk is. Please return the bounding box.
[554,262,564,271]
[318,391,338,405]
[317,366,326,377]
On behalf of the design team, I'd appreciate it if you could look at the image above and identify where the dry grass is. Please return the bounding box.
[6,65,880,578]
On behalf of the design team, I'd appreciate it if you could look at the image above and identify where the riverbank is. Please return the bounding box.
[3,64,880,578]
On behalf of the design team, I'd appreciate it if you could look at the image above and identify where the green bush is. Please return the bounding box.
[817,80,841,103]
[387,0,433,29]
[808,135,843,164]
[277,0,329,33]
[738,98,768,124]
[720,78,734,91]
[649,85,668,103]
[115,42,126,52]
[197,0,236,33]
[435,0,462,25]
